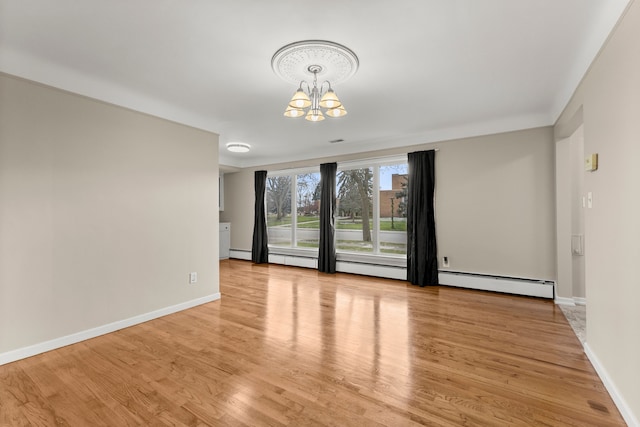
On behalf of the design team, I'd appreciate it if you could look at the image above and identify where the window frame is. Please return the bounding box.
[337,155,407,257]
[266,167,320,252]
[265,155,408,263]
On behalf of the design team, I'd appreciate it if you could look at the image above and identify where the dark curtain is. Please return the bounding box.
[407,150,438,286]
[318,162,337,273]
[251,170,269,264]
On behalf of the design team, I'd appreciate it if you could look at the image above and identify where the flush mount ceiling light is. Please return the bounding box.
[226,142,251,153]
[272,40,359,122]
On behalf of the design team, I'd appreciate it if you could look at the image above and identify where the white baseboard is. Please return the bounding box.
[555,296,576,306]
[0,293,221,366]
[584,343,639,427]
[554,296,587,306]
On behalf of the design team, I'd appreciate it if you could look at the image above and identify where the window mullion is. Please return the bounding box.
[291,174,297,247]
[372,165,380,254]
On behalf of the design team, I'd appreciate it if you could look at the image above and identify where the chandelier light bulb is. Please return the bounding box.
[305,109,325,122]
[319,89,341,109]
[284,106,305,118]
[326,105,347,118]
[288,89,311,109]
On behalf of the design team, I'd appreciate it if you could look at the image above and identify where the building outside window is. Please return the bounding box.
[377,165,408,256]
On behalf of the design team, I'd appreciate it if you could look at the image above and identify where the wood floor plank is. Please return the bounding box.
[0,260,626,426]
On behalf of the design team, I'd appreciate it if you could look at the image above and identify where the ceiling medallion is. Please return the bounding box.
[271,40,359,85]
[272,41,359,122]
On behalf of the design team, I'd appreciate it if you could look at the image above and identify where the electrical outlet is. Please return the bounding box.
[189,272,197,284]
[442,256,450,268]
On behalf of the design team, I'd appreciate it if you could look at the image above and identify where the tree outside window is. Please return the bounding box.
[337,168,374,252]
[266,176,292,246]
[296,173,320,248]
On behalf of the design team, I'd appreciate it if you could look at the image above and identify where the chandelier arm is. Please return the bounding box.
[299,81,311,93]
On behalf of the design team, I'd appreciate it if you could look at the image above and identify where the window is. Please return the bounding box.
[337,160,408,256]
[336,167,374,253]
[266,175,292,247]
[266,156,407,258]
[296,173,321,249]
[378,164,408,256]
[266,170,320,250]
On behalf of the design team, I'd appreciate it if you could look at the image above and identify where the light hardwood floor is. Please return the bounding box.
[0,260,625,426]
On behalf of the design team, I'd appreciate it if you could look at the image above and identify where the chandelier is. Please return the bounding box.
[285,65,345,121]
[272,40,359,123]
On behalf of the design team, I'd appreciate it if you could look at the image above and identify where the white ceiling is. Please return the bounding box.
[0,0,630,168]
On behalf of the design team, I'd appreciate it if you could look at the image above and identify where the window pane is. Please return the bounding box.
[266,176,292,247]
[379,164,408,256]
[295,173,320,249]
[336,168,373,253]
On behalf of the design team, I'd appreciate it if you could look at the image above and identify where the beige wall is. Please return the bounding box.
[222,126,556,281]
[0,74,220,354]
[435,127,556,279]
[569,128,586,299]
[555,126,586,300]
[220,169,255,248]
[555,138,573,298]
[555,0,640,421]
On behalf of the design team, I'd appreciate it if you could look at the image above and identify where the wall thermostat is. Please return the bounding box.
[585,153,598,171]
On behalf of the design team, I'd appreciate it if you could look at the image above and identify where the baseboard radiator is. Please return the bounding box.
[228,249,554,298]
[229,249,405,280]
[439,271,554,299]
[229,249,251,260]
